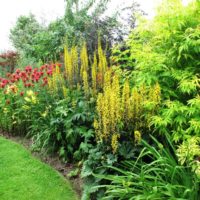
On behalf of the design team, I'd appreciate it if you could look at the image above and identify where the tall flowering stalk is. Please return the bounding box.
[64,45,73,85]
[71,45,79,84]
[95,75,161,153]
[80,42,89,80]
[83,70,89,97]
[97,37,107,88]
[91,53,97,95]
[63,39,110,97]
[95,73,121,153]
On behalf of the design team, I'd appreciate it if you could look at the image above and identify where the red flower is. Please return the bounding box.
[16,69,21,74]
[57,63,62,67]
[25,66,32,73]
[0,83,6,88]
[20,91,24,96]
[2,79,9,84]
[40,65,45,71]
[6,73,11,77]
[47,70,52,76]
[20,71,26,78]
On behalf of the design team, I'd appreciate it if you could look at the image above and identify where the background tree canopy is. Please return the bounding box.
[9,0,140,62]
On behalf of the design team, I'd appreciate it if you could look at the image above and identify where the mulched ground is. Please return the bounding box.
[0,130,82,198]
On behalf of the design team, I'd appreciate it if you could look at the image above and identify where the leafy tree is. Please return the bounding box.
[9,0,140,61]
[9,14,43,58]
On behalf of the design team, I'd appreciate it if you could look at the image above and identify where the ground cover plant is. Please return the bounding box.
[0,0,200,199]
[96,135,200,199]
[0,136,78,200]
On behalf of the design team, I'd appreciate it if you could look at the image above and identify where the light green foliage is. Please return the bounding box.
[177,136,200,177]
[0,136,78,200]
[9,14,43,58]
[128,0,200,92]
[151,95,200,141]
[123,0,200,142]
[10,15,65,62]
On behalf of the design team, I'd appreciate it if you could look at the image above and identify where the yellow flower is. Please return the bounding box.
[3,108,8,114]
[41,110,48,118]
[22,105,30,110]
[92,53,97,94]
[134,130,141,144]
[24,90,37,104]
[83,70,89,96]
[80,42,88,80]
[27,90,34,97]
[62,86,68,98]
[122,80,131,122]
[111,133,120,153]
[24,97,31,102]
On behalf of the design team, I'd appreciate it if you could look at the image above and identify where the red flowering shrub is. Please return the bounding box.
[0,62,63,134]
[0,51,19,73]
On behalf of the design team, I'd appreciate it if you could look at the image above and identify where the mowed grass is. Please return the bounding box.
[0,136,78,200]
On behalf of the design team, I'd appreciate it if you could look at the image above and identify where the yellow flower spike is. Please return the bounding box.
[71,45,78,84]
[62,86,68,98]
[111,133,120,153]
[64,45,73,85]
[80,42,88,80]
[134,130,142,144]
[122,80,131,123]
[154,82,161,104]
[95,74,122,147]
[103,70,112,91]
[83,70,89,97]
[92,53,97,95]
[97,37,107,87]
[71,99,77,109]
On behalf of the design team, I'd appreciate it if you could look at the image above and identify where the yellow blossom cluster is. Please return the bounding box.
[95,77,161,153]
[94,73,121,150]
[63,39,109,97]
[48,64,67,98]
[24,90,37,104]
[97,37,108,88]
[64,45,79,86]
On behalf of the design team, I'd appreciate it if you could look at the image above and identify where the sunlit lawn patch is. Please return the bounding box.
[0,136,78,200]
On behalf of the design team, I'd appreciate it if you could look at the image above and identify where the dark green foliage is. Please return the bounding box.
[96,135,200,200]
[81,143,118,200]
[29,90,95,162]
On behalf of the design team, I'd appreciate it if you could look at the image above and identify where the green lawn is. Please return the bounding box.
[0,136,78,200]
